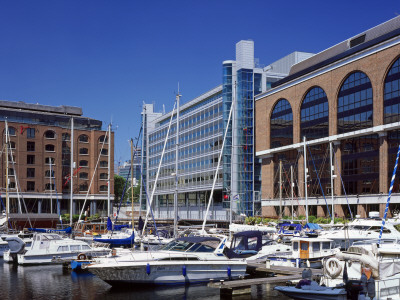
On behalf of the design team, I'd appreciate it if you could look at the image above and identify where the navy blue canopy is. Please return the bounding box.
[28,227,72,234]
[233,231,263,239]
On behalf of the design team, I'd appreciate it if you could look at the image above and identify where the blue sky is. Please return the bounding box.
[0,0,399,163]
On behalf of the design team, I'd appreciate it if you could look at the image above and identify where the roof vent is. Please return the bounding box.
[349,34,366,48]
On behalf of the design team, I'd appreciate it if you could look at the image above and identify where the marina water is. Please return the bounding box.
[0,260,291,299]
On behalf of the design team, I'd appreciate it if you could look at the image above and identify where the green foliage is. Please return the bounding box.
[87,213,100,221]
[308,215,316,223]
[114,175,127,202]
[315,217,331,224]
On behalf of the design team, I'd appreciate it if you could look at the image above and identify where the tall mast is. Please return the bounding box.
[5,119,9,230]
[70,117,74,226]
[139,105,145,217]
[174,86,181,238]
[330,142,335,224]
[131,138,134,227]
[291,165,294,221]
[50,159,53,214]
[107,123,111,217]
[303,136,308,223]
[279,160,282,218]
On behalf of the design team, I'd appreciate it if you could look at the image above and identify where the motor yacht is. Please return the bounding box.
[86,236,247,286]
[8,233,110,265]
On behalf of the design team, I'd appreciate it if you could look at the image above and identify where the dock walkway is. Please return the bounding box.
[208,262,323,297]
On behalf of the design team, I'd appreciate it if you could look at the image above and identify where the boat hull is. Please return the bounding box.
[274,286,347,300]
[88,261,246,286]
[17,249,110,265]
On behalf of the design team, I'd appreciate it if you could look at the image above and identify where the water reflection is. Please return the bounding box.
[0,261,290,300]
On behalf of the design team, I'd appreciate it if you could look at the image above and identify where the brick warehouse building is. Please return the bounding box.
[255,16,400,219]
[0,100,114,227]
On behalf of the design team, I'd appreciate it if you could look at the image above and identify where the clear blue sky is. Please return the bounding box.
[0,0,399,164]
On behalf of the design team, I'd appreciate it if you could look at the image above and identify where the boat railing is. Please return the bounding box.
[375,277,400,299]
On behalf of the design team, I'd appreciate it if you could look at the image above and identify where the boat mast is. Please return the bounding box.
[130,138,134,228]
[303,136,308,223]
[70,117,74,226]
[279,160,282,218]
[174,87,181,238]
[50,158,53,214]
[5,119,9,230]
[107,123,111,217]
[330,142,335,224]
[291,165,294,221]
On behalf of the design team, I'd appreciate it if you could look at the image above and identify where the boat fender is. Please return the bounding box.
[146,263,151,275]
[325,257,342,278]
[77,253,87,261]
[227,266,231,279]
[182,265,187,277]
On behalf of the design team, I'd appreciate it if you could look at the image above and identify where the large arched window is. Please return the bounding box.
[300,87,329,140]
[44,130,56,139]
[384,57,400,124]
[270,99,293,149]
[337,71,373,134]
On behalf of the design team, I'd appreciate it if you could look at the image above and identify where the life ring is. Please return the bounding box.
[325,257,342,278]
[77,253,87,261]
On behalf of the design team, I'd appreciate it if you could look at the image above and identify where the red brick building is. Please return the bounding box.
[0,100,114,227]
[255,16,400,219]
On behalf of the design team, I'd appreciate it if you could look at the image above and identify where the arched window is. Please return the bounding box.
[337,71,373,134]
[79,148,89,155]
[62,133,70,141]
[44,130,55,139]
[270,99,293,149]
[79,160,88,167]
[100,161,108,168]
[79,183,88,191]
[99,185,108,192]
[100,149,108,155]
[45,144,55,152]
[384,57,400,124]
[7,127,16,136]
[301,87,329,140]
[79,172,88,179]
[100,173,108,180]
[99,135,108,143]
[78,134,89,143]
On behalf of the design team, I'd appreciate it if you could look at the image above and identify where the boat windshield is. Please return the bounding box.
[41,234,63,240]
[350,225,371,231]
[161,240,217,253]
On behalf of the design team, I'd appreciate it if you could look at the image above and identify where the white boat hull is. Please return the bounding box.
[17,249,109,265]
[88,261,246,286]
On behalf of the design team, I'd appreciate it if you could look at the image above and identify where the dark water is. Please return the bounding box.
[0,261,291,300]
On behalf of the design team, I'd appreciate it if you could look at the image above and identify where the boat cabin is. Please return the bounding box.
[291,237,336,259]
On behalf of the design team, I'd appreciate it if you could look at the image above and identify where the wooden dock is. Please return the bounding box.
[208,263,322,297]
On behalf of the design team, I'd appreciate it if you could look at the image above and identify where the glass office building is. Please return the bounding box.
[141,41,313,221]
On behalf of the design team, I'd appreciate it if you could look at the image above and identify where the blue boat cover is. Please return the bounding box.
[28,227,72,234]
[107,217,130,231]
[93,230,135,245]
[303,223,322,230]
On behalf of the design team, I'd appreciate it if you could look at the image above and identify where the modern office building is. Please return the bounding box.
[255,16,400,219]
[141,41,313,221]
[0,100,114,227]
[118,151,142,186]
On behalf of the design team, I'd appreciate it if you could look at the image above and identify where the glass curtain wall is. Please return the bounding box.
[236,69,255,216]
[222,63,233,207]
[340,135,379,195]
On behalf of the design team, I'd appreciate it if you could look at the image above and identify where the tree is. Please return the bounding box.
[114,175,127,202]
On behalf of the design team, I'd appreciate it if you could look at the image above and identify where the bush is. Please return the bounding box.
[308,215,316,223]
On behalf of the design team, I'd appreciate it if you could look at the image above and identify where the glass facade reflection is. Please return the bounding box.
[301,87,329,140]
[384,58,400,124]
[270,99,293,149]
[341,135,379,195]
[337,72,373,134]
